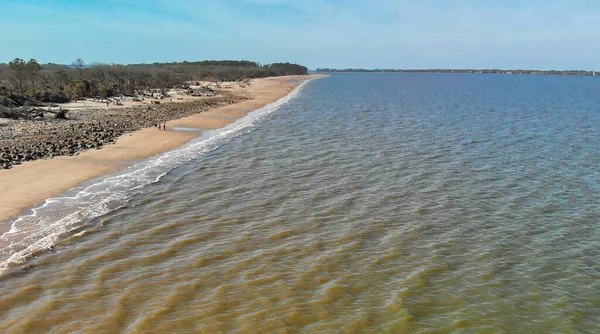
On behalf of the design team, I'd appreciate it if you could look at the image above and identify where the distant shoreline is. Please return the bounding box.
[315,69,599,76]
[0,75,322,223]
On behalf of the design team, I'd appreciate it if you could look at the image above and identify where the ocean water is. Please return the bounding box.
[1,73,600,332]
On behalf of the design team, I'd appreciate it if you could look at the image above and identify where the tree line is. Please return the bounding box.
[316,68,598,76]
[0,58,308,106]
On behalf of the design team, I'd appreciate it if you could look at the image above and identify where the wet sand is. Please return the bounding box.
[0,75,319,222]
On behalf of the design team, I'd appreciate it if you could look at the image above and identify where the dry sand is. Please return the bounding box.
[0,75,320,222]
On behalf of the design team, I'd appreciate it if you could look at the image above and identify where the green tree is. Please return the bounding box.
[8,58,27,97]
[53,69,70,89]
[67,81,86,102]
[26,58,41,94]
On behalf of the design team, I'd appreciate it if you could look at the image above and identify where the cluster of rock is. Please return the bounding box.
[0,94,247,169]
[189,86,218,97]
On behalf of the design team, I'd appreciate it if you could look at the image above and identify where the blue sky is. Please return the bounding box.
[1,0,599,69]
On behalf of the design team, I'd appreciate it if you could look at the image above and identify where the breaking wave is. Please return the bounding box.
[0,78,316,273]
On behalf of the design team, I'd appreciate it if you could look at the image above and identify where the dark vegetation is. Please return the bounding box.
[0,58,308,114]
[316,68,599,76]
[0,58,307,168]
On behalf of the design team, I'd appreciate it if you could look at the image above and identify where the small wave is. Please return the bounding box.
[0,77,320,274]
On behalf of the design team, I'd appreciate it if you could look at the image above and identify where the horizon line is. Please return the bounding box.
[314,68,600,72]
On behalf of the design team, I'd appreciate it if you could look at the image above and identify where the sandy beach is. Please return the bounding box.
[0,75,320,223]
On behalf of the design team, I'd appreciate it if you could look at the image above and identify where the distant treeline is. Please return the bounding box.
[0,59,307,105]
[316,68,599,76]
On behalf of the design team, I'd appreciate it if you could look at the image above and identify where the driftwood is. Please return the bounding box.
[0,107,45,120]
[0,106,68,120]
[45,108,68,119]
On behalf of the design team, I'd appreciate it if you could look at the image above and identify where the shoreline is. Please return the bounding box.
[0,75,322,223]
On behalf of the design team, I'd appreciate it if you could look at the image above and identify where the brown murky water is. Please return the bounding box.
[2,74,600,332]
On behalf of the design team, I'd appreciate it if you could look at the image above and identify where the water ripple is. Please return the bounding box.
[1,74,600,332]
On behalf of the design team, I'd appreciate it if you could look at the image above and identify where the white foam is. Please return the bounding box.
[0,77,319,273]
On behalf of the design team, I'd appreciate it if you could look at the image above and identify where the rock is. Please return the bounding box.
[0,94,245,169]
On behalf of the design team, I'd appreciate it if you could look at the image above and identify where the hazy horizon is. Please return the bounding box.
[1,0,599,70]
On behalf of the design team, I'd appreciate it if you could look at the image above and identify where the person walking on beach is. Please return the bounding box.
[163,124,166,130]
